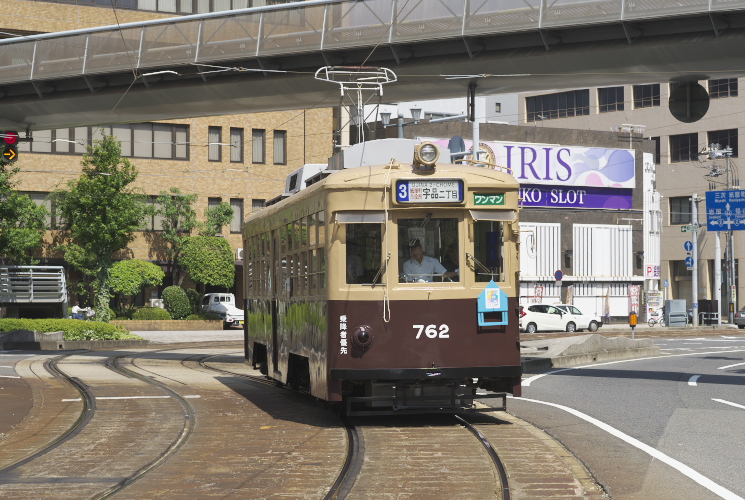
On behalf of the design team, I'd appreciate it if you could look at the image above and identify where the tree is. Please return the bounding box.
[155,188,198,286]
[110,259,165,312]
[53,135,148,322]
[180,236,235,291]
[0,164,48,264]
[199,202,234,237]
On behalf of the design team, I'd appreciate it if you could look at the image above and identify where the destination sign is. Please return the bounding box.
[396,179,464,204]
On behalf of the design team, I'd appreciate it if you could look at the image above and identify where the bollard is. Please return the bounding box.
[629,311,638,339]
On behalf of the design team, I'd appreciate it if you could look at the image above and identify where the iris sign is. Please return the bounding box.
[427,138,636,209]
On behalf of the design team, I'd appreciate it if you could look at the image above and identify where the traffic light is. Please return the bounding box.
[1,131,19,164]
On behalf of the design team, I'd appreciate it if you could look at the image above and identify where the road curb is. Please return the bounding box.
[522,346,662,372]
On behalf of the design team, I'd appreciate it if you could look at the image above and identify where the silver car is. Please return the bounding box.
[553,304,602,332]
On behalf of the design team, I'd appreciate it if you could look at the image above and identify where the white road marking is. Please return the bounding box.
[511,396,744,500]
[688,375,701,386]
[0,374,21,379]
[522,349,745,386]
[712,399,745,411]
[62,395,201,402]
[718,361,745,370]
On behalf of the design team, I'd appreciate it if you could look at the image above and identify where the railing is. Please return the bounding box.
[0,0,741,86]
[0,266,68,304]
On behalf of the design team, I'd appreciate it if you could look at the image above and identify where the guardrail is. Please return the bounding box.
[0,266,68,304]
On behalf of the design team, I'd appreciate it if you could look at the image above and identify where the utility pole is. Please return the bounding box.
[691,195,699,327]
[704,143,738,323]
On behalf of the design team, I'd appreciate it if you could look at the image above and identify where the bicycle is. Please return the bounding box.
[648,316,665,327]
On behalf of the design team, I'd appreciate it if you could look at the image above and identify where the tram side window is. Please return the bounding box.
[473,221,504,282]
[345,223,384,284]
[398,217,459,283]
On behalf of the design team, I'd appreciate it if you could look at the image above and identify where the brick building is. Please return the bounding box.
[4,0,335,305]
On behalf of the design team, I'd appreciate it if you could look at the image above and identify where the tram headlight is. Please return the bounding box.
[413,142,439,170]
[352,325,374,350]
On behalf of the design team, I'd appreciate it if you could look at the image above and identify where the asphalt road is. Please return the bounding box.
[509,334,745,500]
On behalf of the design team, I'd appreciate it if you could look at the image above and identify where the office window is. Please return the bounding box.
[670,133,698,162]
[207,197,222,234]
[670,196,692,225]
[526,90,590,122]
[230,128,244,163]
[651,137,661,164]
[141,195,166,231]
[22,192,54,229]
[708,129,738,157]
[18,123,189,159]
[230,198,244,233]
[208,126,222,162]
[709,78,738,99]
[633,84,660,108]
[274,130,287,165]
[252,129,266,163]
[133,123,153,157]
[252,199,265,212]
[598,86,624,113]
[494,103,501,113]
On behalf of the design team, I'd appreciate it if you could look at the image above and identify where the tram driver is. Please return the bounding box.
[402,239,458,282]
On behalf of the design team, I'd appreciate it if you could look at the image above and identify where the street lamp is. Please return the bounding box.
[380,107,422,138]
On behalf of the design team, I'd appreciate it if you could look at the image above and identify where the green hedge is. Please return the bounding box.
[132,307,172,320]
[162,286,191,320]
[0,318,140,341]
[185,288,202,314]
[185,312,222,321]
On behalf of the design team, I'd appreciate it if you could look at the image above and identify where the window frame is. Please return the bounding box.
[230,127,244,163]
[598,86,624,113]
[669,196,692,225]
[252,129,266,164]
[633,84,661,109]
[208,126,222,162]
[669,133,699,163]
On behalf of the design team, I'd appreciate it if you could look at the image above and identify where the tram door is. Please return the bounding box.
[271,228,280,371]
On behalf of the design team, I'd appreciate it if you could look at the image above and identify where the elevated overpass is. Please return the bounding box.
[2,0,745,130]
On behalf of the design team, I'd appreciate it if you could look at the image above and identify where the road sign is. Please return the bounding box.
[554,270,563,281]
[664,279,670,287]
[681,225,689,232]
[706,190,745,231]
[684,241,693,252]
[685,256,694,268]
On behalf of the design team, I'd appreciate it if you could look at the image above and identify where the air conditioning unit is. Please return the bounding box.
[236,247,244,260]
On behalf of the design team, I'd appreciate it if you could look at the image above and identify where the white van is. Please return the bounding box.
[201,293,244,329]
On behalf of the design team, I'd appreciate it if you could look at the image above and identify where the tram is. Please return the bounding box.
[242,139,522,414]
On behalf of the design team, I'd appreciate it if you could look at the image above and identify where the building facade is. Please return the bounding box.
[515,81,742,319]
[4,0,334,306]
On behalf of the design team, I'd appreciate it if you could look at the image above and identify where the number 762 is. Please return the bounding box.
[413,324,450,339]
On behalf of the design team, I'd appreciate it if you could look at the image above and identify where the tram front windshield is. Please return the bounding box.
[398,217,458,283]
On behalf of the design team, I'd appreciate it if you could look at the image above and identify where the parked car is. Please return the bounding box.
[734,308,745,328]
[201,293,244,329]
[553,304,602,332]
[520,304,580,333]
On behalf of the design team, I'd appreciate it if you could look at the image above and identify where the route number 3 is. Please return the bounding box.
[414,324,450,339]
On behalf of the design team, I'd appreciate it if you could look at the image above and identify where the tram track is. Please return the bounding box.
[0,349,198,499]
[456,414,511,500]
[0,352,93,476]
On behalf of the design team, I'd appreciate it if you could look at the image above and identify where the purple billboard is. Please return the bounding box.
[520,185,632,209]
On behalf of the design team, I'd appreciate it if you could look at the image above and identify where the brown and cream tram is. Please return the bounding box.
[242,141,522,414]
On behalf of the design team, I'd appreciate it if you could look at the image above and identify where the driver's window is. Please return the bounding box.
[345,223,383,285]
[398,217,458,283]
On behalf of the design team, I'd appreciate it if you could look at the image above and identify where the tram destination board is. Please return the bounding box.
[396,179,464,203]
